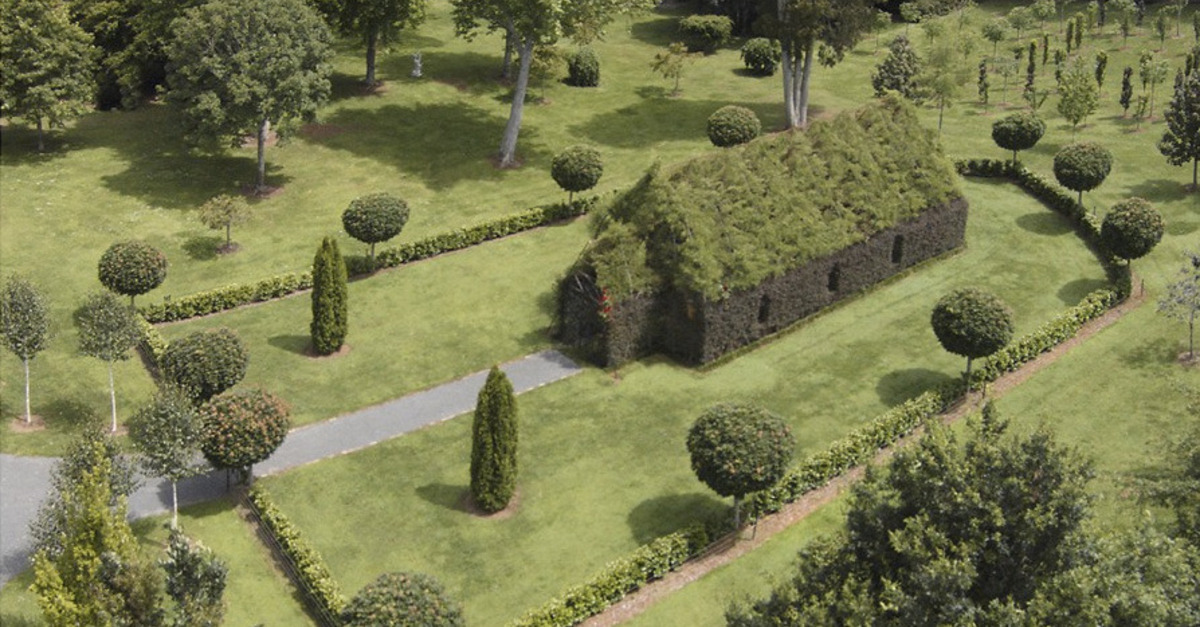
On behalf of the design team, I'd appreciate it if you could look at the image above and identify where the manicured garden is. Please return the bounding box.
[2,0,1198,624]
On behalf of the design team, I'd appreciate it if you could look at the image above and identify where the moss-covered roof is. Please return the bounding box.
[585,95,962,300]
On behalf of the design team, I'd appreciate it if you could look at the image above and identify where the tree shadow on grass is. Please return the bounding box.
[415,482,471,513]
[1166,219,1198,236]
[303,102,550,189]
[380,51,509,98]
[182,235,223,261]
[627,492,728,545]
[1127,178,1194,203]
[1120,336,1180,371]
[571,92,785,148]
[630,13,685,48]
[268,335,311,356]
[1058,278,1110,305]
[41,398,103,432]
[876,368,956,407]
[0,125,75,166]
[1016,211,1074,236]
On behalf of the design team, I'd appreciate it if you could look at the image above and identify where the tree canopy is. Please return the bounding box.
[1,275,50,424]
[1158,67,1200,188]
[76,290,143,432]
[992,112,1046,163]
[97,240,168,306]
[323,0,426,87]
[1100,197,1165,265]
[342,571,464,626]
[931,287,1014,384]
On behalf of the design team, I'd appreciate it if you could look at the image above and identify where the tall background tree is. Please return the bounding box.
[0,0,96,152]
[1158,251,1200,359]
[931,287,1015,386]
[872,34,923,101]
[757,0,874,128]
[165,0,333,193]
[324,0,427,87]
[1,275,50,424]
[128,386,205,526]
[76,291,142,432]
[470,366,518,513]
[200,388,290,485]
[311,236,349,355]
[1058,58,1101,134]
[1158,67,1200,188]
[686,403,794,528]
[97,240,168,306]
[920,34,973,132]
[342,193,410,270]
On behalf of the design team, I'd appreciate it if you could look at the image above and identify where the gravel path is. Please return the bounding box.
[0,349,581,586]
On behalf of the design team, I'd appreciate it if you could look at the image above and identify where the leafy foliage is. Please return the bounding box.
[200,388,290,483]
[247,485,347,616]
[311,236,349,355]
[650,41,694,95]
[1157,251,1200,358]
[930,287,1014,381]
[550,145,604,203]
[1058,58,1100,132]
[160,328,249,404]
[991,112,1047,163]
[0,0,96,151]
[1,274,49,422]
[872,34,923,101]
[470,366,518,514]
[323,0,427,86]
[342,192,410,268]
[77,291,141,364]
[1100,197,1165,264]
[160,527,228,627]
[686,403,793,526]
[1053,141,1113,202]
[566,45,600,86]
[197,195,251,250]
[706,105,761,147]
[98,240,168,304]
[342,572,464,626]
[678,14,732,54]
[739,37,780,76]
[128,386,204,524]
[1158,67,1200,187]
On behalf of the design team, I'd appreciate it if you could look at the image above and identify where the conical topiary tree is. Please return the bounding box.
[310,236,348,355]
[872,35,923,101]
[469,366,517,514]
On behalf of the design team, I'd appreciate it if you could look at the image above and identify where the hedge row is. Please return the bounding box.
[247,485,347,621]
[136,314,168,367]
[139,198,597,324]
[507,526,708,627]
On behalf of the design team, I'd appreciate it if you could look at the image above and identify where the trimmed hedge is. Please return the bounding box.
[140,198,596,324]
[247,485,347,621]
[507,526,708,627]
[136,314,168,368]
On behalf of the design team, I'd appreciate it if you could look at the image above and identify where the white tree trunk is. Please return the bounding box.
[498,39,535,168]
[797,40,814,128]
[108,363,117,433]
[23,358,31,425]
[172,481,179,528]
[256,117,269,193]
[782,48,799,127]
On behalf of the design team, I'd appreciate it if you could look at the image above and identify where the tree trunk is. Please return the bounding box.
[1189,309,1195,359]
[171,481,179,528]
[498,39,535,168]
[501,24,516,79]
[797,40,814,127]
[256,117,269,193]
[365,28,379,86]
[369,242,377,270]
[937,99,946,133]
[23,358,31,425]
[1013,149,1019,164]
[965,356,974,390]
[225,223,232,248]
[733,494,743,529]
[36,118,45,153]
[782,49,800,128]
[1192,158,1197,188]
[108,363,117,433]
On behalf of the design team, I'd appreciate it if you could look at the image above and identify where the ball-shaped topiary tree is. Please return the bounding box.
[342,193,410,270]
[550,145,603,206]
[341,572,464,627]
[200,387,290,484]
[740,38,781,76]
[1100,197,1164,269]
[1053,141,1113,205]
[98,240,168,306]
[931,288,1015,387]
[707,105,762,148]
[566,46,599,87]
[160,328,249,404]
[687,403,794,529]
[991,112,1046,164]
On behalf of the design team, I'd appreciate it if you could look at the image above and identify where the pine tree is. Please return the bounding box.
[871,35,923,101]
[310,236,348,355]
[1158,68,1200,187]
[469,366,518,514]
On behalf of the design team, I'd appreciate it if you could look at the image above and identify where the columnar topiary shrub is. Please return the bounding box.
[200,388,290,484]
[310,236,348,355]
[160,328,249,404]
[98,240,168,306]
[550,145,603,206]
[341,572,464,627]
[931,288,1015,386]
[740,38,781,76]
[566,46,599,87]
[469,366,518,514]
[686,403,794,529]
[707,105,761,147]
[0,275,49,424]
[342,193,410,270]
[1053,141,1113,205]
[991,112,1046,164]
[1100,197,1164,271]
[679,14,732,54]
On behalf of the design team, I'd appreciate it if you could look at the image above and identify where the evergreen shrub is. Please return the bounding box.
[310,237,348,356]
[706,105,761,147]
[679,15,732,53]
[159,328,248,403]
[98,240,168,304]
[566,46,600,87]
[740,38,781,75]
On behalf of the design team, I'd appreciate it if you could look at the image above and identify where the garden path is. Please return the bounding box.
[0,349,581,586]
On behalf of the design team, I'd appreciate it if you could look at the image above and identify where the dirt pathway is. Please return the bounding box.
[583,289,1145,626]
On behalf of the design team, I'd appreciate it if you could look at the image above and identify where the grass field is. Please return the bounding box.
[1,0,1198,624]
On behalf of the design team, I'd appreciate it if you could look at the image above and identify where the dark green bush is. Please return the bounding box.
[706,105,761,147]
[1053,141,1113,203]
[931,287,1015,382]
[872,35,923,101]
[200,387,290,483]
[566,46,600,87]
[98,240,168,305]
[342,193,409,268]
[550,146,604,204]
[342,572,464,627]
[687,403,793,526]
[470,367,518,514]
[1101,197,1164,264]
[247,485,346,618]
[310,237,348,356]
[160,328,248,403]
[740,38,780,76]
[679,14,732,53]
[991,112,1046,163]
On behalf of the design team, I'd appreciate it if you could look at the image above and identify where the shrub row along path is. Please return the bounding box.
[582,289,1146,627]
[0,350,581,586]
